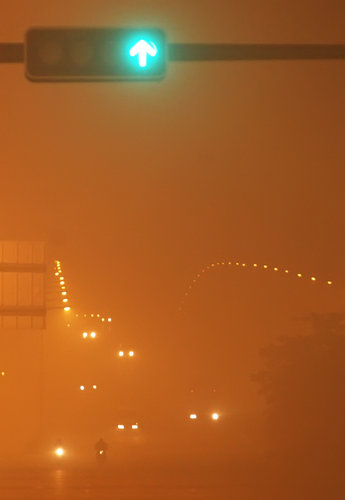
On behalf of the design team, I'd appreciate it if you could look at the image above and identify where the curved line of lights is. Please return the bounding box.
[54,260,71,312]
[179,260,334,310]
[74,313,112,323]
[54,260,113,322]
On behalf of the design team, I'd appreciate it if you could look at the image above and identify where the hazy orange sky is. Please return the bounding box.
[1,0,344,326]
[1,2,345,461]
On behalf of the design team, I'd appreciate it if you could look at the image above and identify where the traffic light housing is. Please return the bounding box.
[25,28,166,82]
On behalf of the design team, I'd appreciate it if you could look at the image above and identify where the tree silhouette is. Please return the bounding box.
[254,323,345,475]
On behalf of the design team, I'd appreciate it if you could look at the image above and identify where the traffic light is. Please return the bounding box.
[25,28,166,82]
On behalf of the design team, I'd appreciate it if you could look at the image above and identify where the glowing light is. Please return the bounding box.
[311,277,316,281]
[297,273,302,278]
[62,298,68,303]
[64,307,71,312]
[80,385,85,391]
[97,314,100,318]
[101,318,105,322]
[60,281,65,285]
[117,424,125,430]
[274,267,278,271]
[263,265,268,269]
[90,332,96,339]
[129,40,158,68]
[253,263,258,267]
[328,281,332,285]
[55,447,64,456]
[59,277,64,281]
[92,385,97,390]
[132,424,139,430]
[189,414,197,420]
[108,318,112,322]
[285,270,289,274]
[129,351,134,357]
[82,332,88,339]
[1,371,5,376]
[91,314,94,318]
[61,291,67,295]
[118,351,124,357]
[55,272,59,276]
[211,413,220,421]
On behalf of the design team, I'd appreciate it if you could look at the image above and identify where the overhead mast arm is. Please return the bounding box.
[0,43,24,62]
[168,43,345,61]
[1,42,345,64]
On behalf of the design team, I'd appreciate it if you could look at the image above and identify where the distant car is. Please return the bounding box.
[113,408,143,440]
[185,386,223,425]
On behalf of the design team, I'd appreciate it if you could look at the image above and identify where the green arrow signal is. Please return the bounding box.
[129,40,158,67]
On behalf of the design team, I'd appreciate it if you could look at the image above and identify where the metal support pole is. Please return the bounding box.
[0,43,24,63]
[168,43,345,61]
[1,42,345,64]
